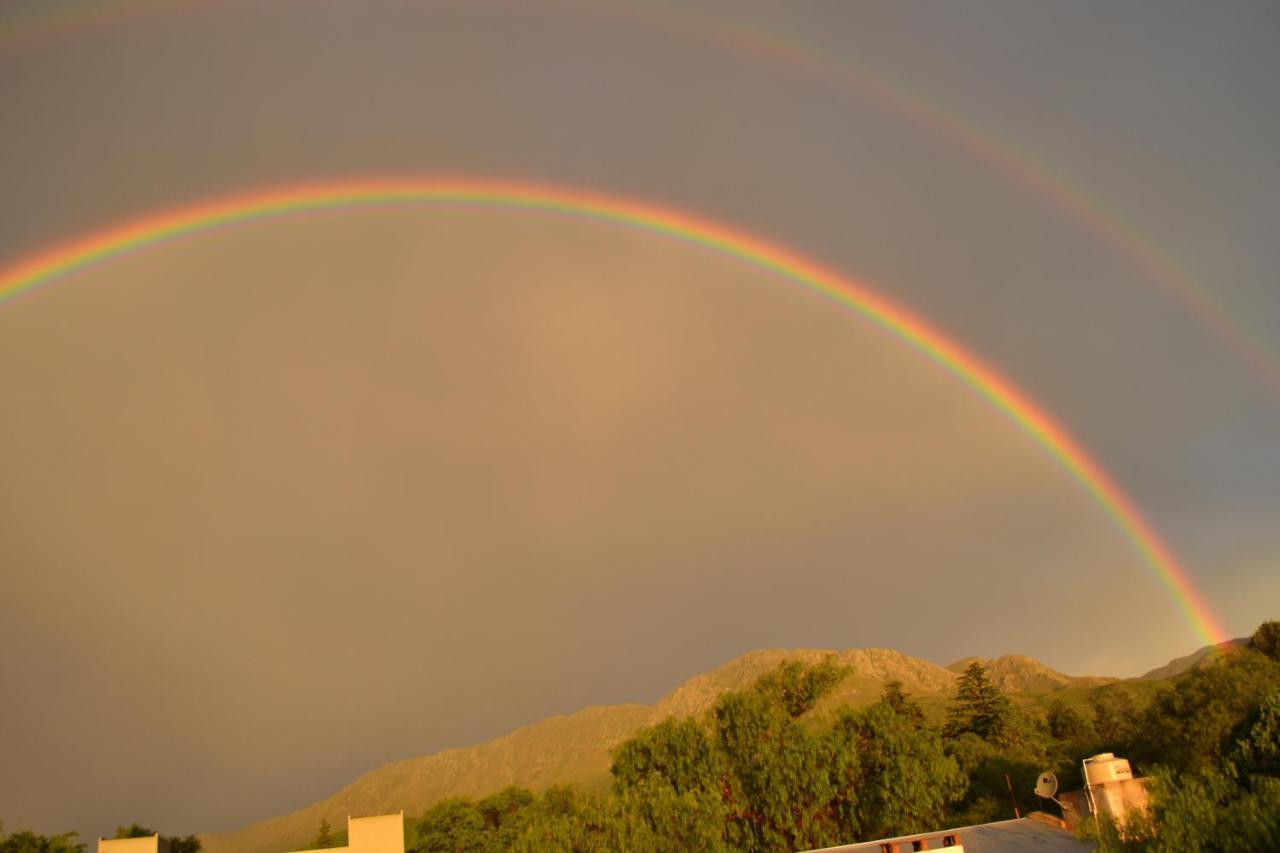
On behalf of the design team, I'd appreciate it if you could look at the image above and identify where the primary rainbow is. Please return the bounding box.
[0,177,1228,647]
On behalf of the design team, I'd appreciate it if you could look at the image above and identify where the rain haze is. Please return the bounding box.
[0,0,1277,844]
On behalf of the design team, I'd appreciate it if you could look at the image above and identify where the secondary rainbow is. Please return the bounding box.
[6,0,1275,394]
[620,3,1280,396]
[0,177,1229,647]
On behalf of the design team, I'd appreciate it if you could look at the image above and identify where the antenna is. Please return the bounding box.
[1034,770,1063,808]
[1034,771,1058,798]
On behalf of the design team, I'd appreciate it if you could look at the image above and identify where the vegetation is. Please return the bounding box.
[1082,621,1280,851]
[402,620,1280,852]
[0,825,86,853]
[12,622,1277,852]
[309,820,335,850]
[113,824,202,853]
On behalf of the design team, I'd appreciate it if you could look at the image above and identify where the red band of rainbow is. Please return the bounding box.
[0,177,1229,647]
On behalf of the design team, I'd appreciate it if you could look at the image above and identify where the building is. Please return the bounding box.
[287,813,404,853]
[99,836,169,853]
[802,813,1090,852]
[1057,753,1152,832]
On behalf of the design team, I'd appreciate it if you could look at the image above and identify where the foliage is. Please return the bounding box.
[832,699,965,840]
[1131,643,1280,774]
[403,621,1280,851]
[1247,620,1280,661]
[945,661,1010,741]
[0,825,86,853]
[1091,685,1143,753]
[1079,621,1280,851]
[310,819,334,850]
[113,825,200,853]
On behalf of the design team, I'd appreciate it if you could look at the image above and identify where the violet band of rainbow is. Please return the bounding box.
[0,177,1229,647]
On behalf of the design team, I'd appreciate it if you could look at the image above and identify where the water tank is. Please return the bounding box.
[1084,753,1133,785]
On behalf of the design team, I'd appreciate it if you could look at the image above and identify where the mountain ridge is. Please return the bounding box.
[199,644,1168,853]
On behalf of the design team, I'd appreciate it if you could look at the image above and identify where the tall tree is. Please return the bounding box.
[310,819,334,851]
[946,661,1010,740]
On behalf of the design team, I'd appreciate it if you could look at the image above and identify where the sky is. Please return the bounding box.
[0,0,1277,842]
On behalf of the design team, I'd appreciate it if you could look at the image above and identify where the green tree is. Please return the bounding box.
[112,825,200,853]
[1133,646,1280,773]
[0,825,86,853]
[832,702,965,840]
[1092,686,1143,752]
[310,819,334,850]
[1047,699,1092,743]
[1232,686,1280,778]
[879,681,925,727]
[1248,620,1280,661]
[414,798,487,853]
[946,661,1010,741]
[611,717,722,797]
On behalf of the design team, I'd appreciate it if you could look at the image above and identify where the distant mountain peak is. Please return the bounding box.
[198,644,1140,853]
[1139,638,1248,680]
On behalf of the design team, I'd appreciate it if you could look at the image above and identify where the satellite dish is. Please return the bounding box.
[1035,771,1059,799]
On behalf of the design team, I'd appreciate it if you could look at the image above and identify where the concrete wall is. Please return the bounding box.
[288,812,403,853]
[347,813,403,853]
[99,836,169,853]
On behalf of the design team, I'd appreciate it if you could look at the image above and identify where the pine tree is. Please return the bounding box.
[311,819,334,850]
[946,661,1009,740]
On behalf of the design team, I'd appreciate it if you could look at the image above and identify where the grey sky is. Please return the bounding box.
[0,0,1277,843]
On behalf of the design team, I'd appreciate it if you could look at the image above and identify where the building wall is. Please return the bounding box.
[287,813,403,853]
[99,836,169,853]
[347,813,403,853]
[1059,777,1153,831]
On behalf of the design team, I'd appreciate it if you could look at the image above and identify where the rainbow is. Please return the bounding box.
[0,177,1229,646]
[609,2,1280,396]
[5,0,1275,395]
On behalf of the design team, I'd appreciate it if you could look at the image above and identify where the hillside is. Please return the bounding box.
[199,647,1115,853]
[200,648,1113,853]
[1139,638,1247,680]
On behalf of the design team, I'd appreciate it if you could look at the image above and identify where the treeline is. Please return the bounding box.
[401,621,1280,852]
[0,821,201,853]
[8,623,1276,853]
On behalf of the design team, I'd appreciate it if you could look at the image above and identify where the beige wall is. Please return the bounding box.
[99,836,169,853]
[288,813,403,853]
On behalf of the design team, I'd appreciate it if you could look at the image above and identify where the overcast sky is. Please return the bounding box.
[1,0,1277,842]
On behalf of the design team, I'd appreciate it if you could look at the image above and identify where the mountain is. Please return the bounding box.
[946,654,1114,694]
[1139,638,1248,680]
[200,646,1110,853]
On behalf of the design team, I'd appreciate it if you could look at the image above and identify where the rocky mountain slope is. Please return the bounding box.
[1138,638,1247,680]
[199,647,1117,853]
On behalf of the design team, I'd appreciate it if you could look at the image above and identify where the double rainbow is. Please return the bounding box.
[0,178,1228,647]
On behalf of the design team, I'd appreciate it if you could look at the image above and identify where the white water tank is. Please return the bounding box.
[1084,753,1133,785]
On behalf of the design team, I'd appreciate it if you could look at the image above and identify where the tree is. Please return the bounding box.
[0,825,86,853]
[1132,646,1280,773]
[879,681,925,727]
[414,798,488,853]
[113,825,200,853]
[1092,686,1142,752]
[832,702,965,840]
[946,661,1010,741]
[310,819,334,850]
[1248,620,1280,661]
[1046,699,1092,743]
[611,717,722,797]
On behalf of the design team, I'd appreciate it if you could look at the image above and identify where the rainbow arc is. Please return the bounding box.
[0,178,1228,647]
